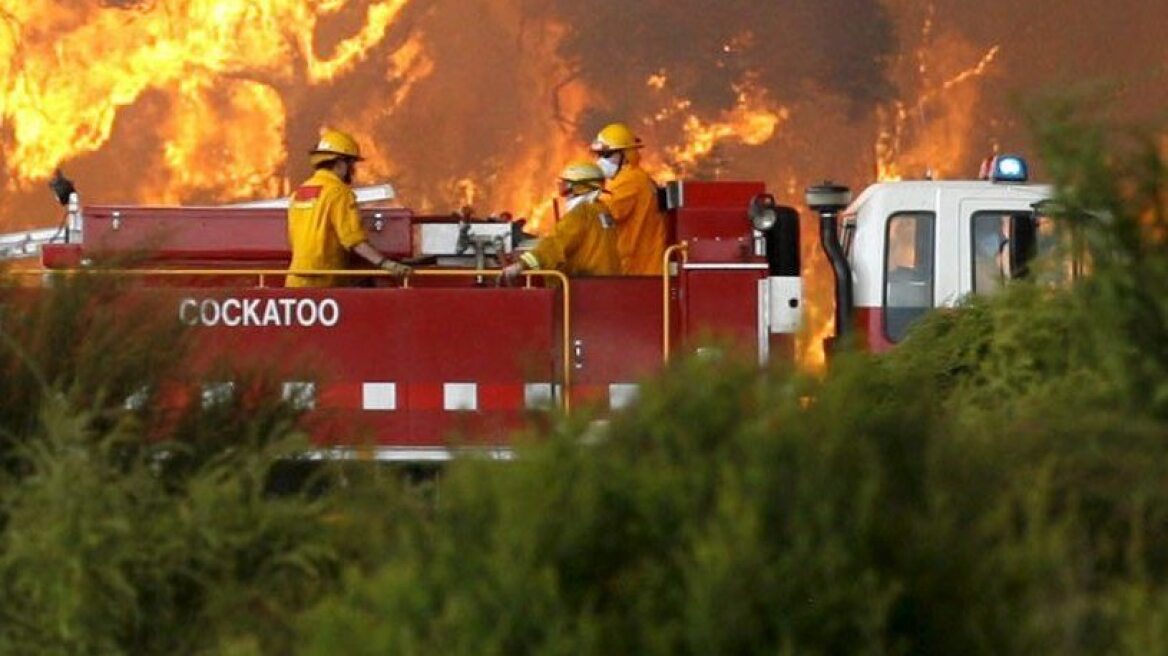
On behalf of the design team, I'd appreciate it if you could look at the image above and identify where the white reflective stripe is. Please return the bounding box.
[520,252,539,269]
[444,382,478,411]
[524,383,557,409]
[608,383,640,410]
[682,263,769,270]
[201,382,235,408]
[301,446,515,462]
[282,382,316,410]
[758,278,769,366]
[362,382,397,411]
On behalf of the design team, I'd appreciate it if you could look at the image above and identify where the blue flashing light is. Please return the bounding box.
[989,154,1028,183]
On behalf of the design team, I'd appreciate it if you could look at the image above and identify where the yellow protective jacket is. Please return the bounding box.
[602,164,666,275]
[519,199,621,277]
[285,169,367,288]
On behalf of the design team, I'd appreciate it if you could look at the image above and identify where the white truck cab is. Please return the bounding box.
[810,156,1054,352]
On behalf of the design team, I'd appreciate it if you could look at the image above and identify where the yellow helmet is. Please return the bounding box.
[309,129,364,166]
[590,122,643,152]
[559,161,606,191]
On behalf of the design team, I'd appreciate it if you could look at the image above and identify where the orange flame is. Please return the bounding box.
[0,1,1041,376]
[159,80,287,203]
[476,19,589,232]
[643,78,788,182]
[0,1,409,198]
[874,2,1001,182]
[798,4,1006,371]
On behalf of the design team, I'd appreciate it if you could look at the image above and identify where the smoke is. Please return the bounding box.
[522,0,896,118]
[347,0,902,216]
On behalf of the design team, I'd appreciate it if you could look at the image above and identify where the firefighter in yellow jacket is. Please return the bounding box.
[286,129,410,288]
[502,162,620,279]
[591,122,666,275]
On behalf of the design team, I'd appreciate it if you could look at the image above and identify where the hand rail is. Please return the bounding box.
[9,267,573,413]
[661,242,689,363]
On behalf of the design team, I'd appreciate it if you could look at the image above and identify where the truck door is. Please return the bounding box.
[883,210,936,343]
[959,199,1037,298]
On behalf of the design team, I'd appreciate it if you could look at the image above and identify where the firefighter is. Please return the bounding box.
[501,161,620,279]
[285,129,410,288]
[591,122,667,275]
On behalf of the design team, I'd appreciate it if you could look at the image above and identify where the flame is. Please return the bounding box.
[386,33,436,108]
[5,0,1140,374]
[874,2,1001,181]
[454,177,479,210]
[304,1,408,82]
[159,80,287,202]
[874,41,1001,182]
[875,103,909,181]
[878,42,999,178]
[4,2,807,233]
[323,31,436,192]
[801,2,1006,371]
[644,81,787,182]
[477,19,589,232]
[0,1,410,197]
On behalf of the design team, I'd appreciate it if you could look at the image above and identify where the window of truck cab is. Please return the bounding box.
[841,212,856,257]
[971,208,1070,295]
[883,211,935,343]
[971,211,1012,296]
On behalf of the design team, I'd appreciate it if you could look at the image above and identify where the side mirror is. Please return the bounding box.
[1008,213,1037,278]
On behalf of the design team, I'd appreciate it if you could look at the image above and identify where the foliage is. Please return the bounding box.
[4,104,1168,654]
[0,274,404,654]
[299,106,1168,654]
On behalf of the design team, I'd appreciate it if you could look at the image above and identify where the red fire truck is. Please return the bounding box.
[5,155,1051,459]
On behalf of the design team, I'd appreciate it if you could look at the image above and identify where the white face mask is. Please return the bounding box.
[596,155,620,179]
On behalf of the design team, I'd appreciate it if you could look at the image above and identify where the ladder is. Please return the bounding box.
[0,226,66,261]
[225,183,395,208]
[0,184,396,261]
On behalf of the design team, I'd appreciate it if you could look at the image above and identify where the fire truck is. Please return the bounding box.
[2,155,1051,459]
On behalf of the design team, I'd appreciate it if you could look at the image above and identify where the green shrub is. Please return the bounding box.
[5,103,1168,654]
[0,274,395,654]
[298,107,1168,654]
